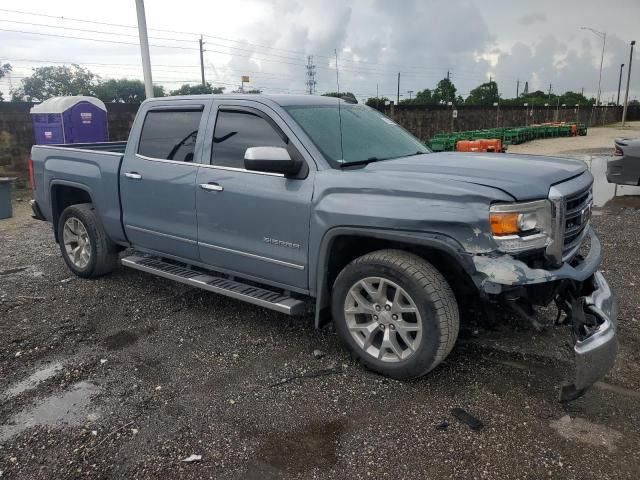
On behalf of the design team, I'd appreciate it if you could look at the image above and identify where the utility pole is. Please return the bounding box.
[376,83,379,108]
[397,72,400,105]
[447,69,450,81]
[580,27,606,106]
[407,90,414,100]
[199,35,206,86]
[622,40,636,126]
[548,83,552,103]
[617,64,625,105]
[516,79,520,98]
[581,86,584,97]
[305,55,317,95]
[135,0,154,98]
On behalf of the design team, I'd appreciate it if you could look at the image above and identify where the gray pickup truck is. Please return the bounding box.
[30,94,617,401]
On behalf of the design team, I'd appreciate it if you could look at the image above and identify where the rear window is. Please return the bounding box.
[138,109,203,162]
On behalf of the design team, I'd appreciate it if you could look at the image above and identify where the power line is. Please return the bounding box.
[0,27,491,80]
[0,27,199,50]
[0,7,495,76]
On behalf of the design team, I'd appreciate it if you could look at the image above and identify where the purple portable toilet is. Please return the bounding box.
[30,96,108,145]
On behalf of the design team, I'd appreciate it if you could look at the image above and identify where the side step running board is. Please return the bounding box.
[121,255,306,316]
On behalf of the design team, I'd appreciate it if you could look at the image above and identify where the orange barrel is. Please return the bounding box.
[456,140,471,152]
[485,139,500,152]
[478,139,490,151]
[570,124,577,136]
[469,140,481,152]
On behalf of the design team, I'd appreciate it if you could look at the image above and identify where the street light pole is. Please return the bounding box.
[617,63,625,105]
[581,27,606,107]
[199,35,206,86]
[135,0,154,99]
[622,40,636,126]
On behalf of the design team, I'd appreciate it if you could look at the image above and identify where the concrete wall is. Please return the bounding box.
[0,102,139,182]
[384,104,633,143]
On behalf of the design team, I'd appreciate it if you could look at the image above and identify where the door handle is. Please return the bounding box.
[125,172,142,180]
[199,182,223,192]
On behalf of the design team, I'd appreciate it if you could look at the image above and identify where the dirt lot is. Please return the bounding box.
[1,128,640,478]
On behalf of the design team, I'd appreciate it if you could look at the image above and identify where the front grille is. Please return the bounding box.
[562,185,592,258]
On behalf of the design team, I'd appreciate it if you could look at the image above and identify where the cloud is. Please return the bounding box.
[491,33,634,101]
[518,12,547,26]
[1,0,638,102]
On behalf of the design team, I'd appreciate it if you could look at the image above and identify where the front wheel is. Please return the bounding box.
[57,203,119,278]
[331,249,459,379]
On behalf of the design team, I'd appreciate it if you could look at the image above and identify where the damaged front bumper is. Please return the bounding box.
[471,227,618,401]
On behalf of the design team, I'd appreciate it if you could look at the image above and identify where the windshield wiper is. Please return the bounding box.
[339,157,382,168]
[340,151,428,168]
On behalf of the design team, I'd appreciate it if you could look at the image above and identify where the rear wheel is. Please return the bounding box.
[57,203,119,278]
[331,249,459,379]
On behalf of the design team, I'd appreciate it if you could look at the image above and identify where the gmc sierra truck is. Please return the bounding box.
[30,94,617,401]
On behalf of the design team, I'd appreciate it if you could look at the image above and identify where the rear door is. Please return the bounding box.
[120,101,208,260]
[195,102,314,290]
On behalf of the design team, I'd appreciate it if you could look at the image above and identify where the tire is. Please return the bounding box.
[331,249,459,379]
[57,203,119,278]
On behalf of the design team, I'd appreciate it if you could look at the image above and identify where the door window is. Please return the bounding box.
[138,109,202,162]
[212,110,288,169]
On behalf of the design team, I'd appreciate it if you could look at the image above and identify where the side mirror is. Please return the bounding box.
[244,146,302,176]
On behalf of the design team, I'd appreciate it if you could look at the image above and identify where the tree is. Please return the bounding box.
[432,78,459,104]
[413,88,433,105]
[500,89,594,107]
[0,63,11,101]
[95,79,165,103]
[11,64,97,101]
[169,83,225,96]
[465,81,500,105]
[365,96,389,108]
[230,88,262,94]
[556,91,592,107]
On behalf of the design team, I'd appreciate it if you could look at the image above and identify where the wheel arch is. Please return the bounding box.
[50,181,94,242]
[313,227,477,328]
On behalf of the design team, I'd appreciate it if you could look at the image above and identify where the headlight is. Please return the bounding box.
[489,199,552,253]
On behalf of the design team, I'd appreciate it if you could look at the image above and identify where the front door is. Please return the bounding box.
[120,104,206,260]
[196,104,313,289]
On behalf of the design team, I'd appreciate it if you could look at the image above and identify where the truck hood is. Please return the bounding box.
[366,152,587,200]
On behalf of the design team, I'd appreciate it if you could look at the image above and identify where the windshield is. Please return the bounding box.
[284,103,430,167]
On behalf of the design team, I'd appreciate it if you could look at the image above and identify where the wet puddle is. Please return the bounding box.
[0,382,100,442]
[4,361,65,400]
[246,420,344,477]
[571,154,640,207]
[103,329,139,350]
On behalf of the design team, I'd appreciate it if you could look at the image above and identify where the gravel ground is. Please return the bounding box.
[1,159,640,478]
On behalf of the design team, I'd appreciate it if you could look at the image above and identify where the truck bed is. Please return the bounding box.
[31,141,127,243]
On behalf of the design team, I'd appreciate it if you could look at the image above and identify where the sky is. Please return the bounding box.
[0,0,638,103]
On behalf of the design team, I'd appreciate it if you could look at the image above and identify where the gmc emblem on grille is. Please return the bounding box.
[580,202,593,225]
